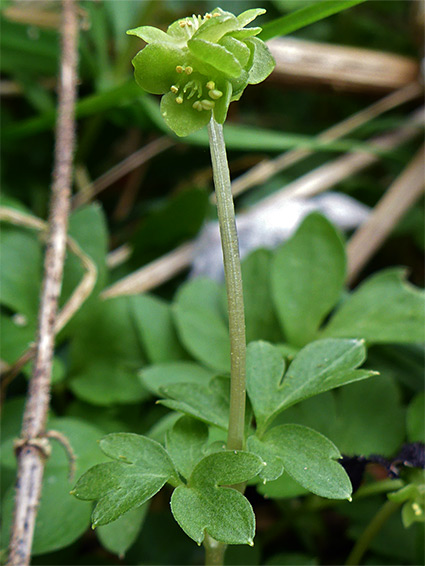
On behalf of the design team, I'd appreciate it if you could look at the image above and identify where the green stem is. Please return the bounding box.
[345,499,401,565]
[208,117,247,453]
[204,534,227,566]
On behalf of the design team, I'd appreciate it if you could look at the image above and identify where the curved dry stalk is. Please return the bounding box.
[102,107,424,298]
[227,82,422,200]
[101,241,194,299]
[347,144,425,284]
[7,1,79,564]
[0,206,97,396]
[72,136,175,209]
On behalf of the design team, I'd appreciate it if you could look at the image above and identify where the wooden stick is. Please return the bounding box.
[7,1,78,564]
[347,144,425,285]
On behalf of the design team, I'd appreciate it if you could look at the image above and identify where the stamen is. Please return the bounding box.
[185,66,193,75]
[179,21,186,28]
[170,85,179,93]
[205,13,212,19]
[176,65,184,73]
[213,12,220,17]
[176,96,183,104]
[200,99,215,110]
[209,89,223,100]
[192,101,203,111]
[206,81,215,90]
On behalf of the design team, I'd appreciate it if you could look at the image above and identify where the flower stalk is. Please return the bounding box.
[208,117,247,452]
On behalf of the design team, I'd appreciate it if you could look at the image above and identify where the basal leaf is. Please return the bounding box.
[140,361,213,396]
[242,249,282,343]
[131,294,186,364]
[97,504,149,558]
[158,375,230,430]
[262,424,352,500]
[170,451,264,545]
[68,297,147,406]
[166,416,209,480]
[271,213,346,347]
[72,433,179,526]
[246,339,375,434]
[173,278,230,372]
[321,269,425,344]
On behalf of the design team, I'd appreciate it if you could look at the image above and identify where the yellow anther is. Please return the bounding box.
[170,85,179,94]
[187,20,192,27]
[179,21,186,28]
[192,101,203,111]
[176,65,184,73]
[205,14,212,19]
[208,89,223,100]
[200,99,215,110]
[206,81,215,90]
[213,12,220,17]
[185,66,193,75]
[176,96,183,104]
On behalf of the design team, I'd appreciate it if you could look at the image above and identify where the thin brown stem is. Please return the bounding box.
[7,1,79,564]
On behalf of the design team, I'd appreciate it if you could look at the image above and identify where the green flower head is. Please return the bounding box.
[127,7,275,137]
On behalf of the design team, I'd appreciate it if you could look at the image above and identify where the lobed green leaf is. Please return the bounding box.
[72,433,179,526]
[260,424,352,500]
[171,451,264,545]
[246,338,376,434]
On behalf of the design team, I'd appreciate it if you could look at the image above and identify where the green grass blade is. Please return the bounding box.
[260,0,367,41]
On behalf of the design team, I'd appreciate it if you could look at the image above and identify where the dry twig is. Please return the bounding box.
[347,144,425,284]
[7,1,79,564]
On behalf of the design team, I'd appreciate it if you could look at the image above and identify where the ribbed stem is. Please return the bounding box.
[208,117,247,452]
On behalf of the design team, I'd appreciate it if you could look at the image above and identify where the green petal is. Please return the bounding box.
[219,36,251,68]
[245,37,275,85]
[188,38,242,78]
[132,43,185,95]
[237,8,266,27]
[191,11,239,43]
[229,28,262,40]
[166,19,193,46]
[127,26,174,44]
[160,92,211,137]
[213,81,232,124]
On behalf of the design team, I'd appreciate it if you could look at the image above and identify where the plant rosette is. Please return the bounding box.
[127,7,275,136]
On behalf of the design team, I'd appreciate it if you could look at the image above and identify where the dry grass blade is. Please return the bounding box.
[268,38,419,92]
[347,144,425,285]
[228,82,422,201]
[101,241,194,299]
[101,109,423,298]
